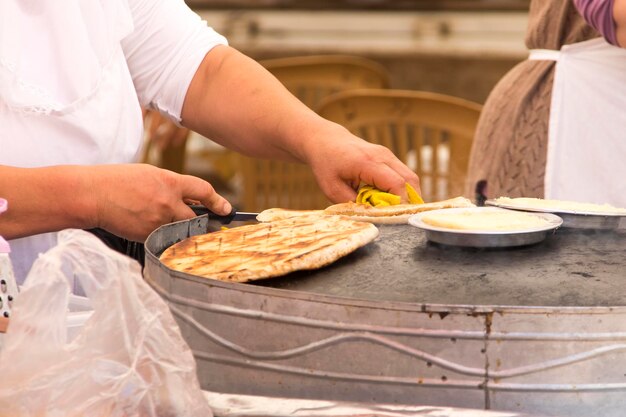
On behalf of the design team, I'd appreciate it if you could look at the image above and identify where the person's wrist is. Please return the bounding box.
[297,117,352,166]
[72,165,101,230]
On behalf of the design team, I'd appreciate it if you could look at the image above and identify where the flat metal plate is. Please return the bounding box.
[407,207,562,248]
[254,225,626,307]
[486,199,625,230]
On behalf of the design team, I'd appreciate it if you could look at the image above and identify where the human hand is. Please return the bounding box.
[305,126,421,204]
[87,164,231,242]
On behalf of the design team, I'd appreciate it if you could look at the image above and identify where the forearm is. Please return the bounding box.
[0,163,231,242]
[180,45,421,203]
[614,0,626,46]
[180,45,347,164]
[0,165,96,239]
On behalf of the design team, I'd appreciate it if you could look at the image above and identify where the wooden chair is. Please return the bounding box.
[142,110,189,173]
[237,55,392,212]
[260,54,391,109]
[317,89,482,202]
[238,157,331,212]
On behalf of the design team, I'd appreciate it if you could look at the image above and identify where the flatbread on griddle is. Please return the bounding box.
[255,208,323,222]
[159,216,379,283]
[323,196,475,224]
[257,197,475,224]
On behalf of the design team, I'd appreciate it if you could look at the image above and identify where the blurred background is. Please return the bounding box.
[190,0,529,103]
[144,0,531,211]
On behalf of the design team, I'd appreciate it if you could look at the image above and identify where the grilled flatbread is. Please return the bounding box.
[160,216,379,283]
[322,196,476,224]
[257,197,475,224]
[255,208,323,222]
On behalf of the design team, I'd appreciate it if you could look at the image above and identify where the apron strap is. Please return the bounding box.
[528,49,561,61]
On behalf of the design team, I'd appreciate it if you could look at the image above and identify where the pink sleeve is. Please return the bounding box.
[573,0,618,45]
[121,0,228,123]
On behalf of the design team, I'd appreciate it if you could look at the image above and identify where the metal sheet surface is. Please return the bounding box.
[255,225,626,307]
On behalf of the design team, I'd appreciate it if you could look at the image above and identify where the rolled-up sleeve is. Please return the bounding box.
[573,0,618,46]
[121,0,228,122]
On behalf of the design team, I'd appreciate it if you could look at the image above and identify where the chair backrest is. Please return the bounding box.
[237,156,331,212]
[237,55,391,212]
[142,110,190,173]
[260,55,391,110]
[317,89,482,202]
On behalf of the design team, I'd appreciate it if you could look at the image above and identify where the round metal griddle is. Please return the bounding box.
[144,216,626,417]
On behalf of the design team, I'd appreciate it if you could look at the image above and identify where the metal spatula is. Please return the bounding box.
[187,205,259,224]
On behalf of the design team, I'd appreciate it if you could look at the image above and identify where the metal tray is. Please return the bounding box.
[486,199,625,230]
[408,207,563,248]
[145,217,626,417]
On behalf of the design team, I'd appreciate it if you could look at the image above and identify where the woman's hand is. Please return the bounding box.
[87,164,231,242]
[303,125,421,204]
[0,164,231,242]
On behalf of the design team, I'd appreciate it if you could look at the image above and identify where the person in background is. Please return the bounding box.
[574,0,623,45]
[466,0,626,207]
[0,0,420,283]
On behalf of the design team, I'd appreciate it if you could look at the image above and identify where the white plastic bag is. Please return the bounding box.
[0,229,212,417]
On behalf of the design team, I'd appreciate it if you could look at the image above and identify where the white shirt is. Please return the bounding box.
[0,0,228,283]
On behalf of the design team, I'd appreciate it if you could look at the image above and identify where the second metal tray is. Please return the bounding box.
[408,207,563,248]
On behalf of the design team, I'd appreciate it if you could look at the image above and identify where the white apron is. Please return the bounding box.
[529,38,626,207]
[0,0,144,285]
